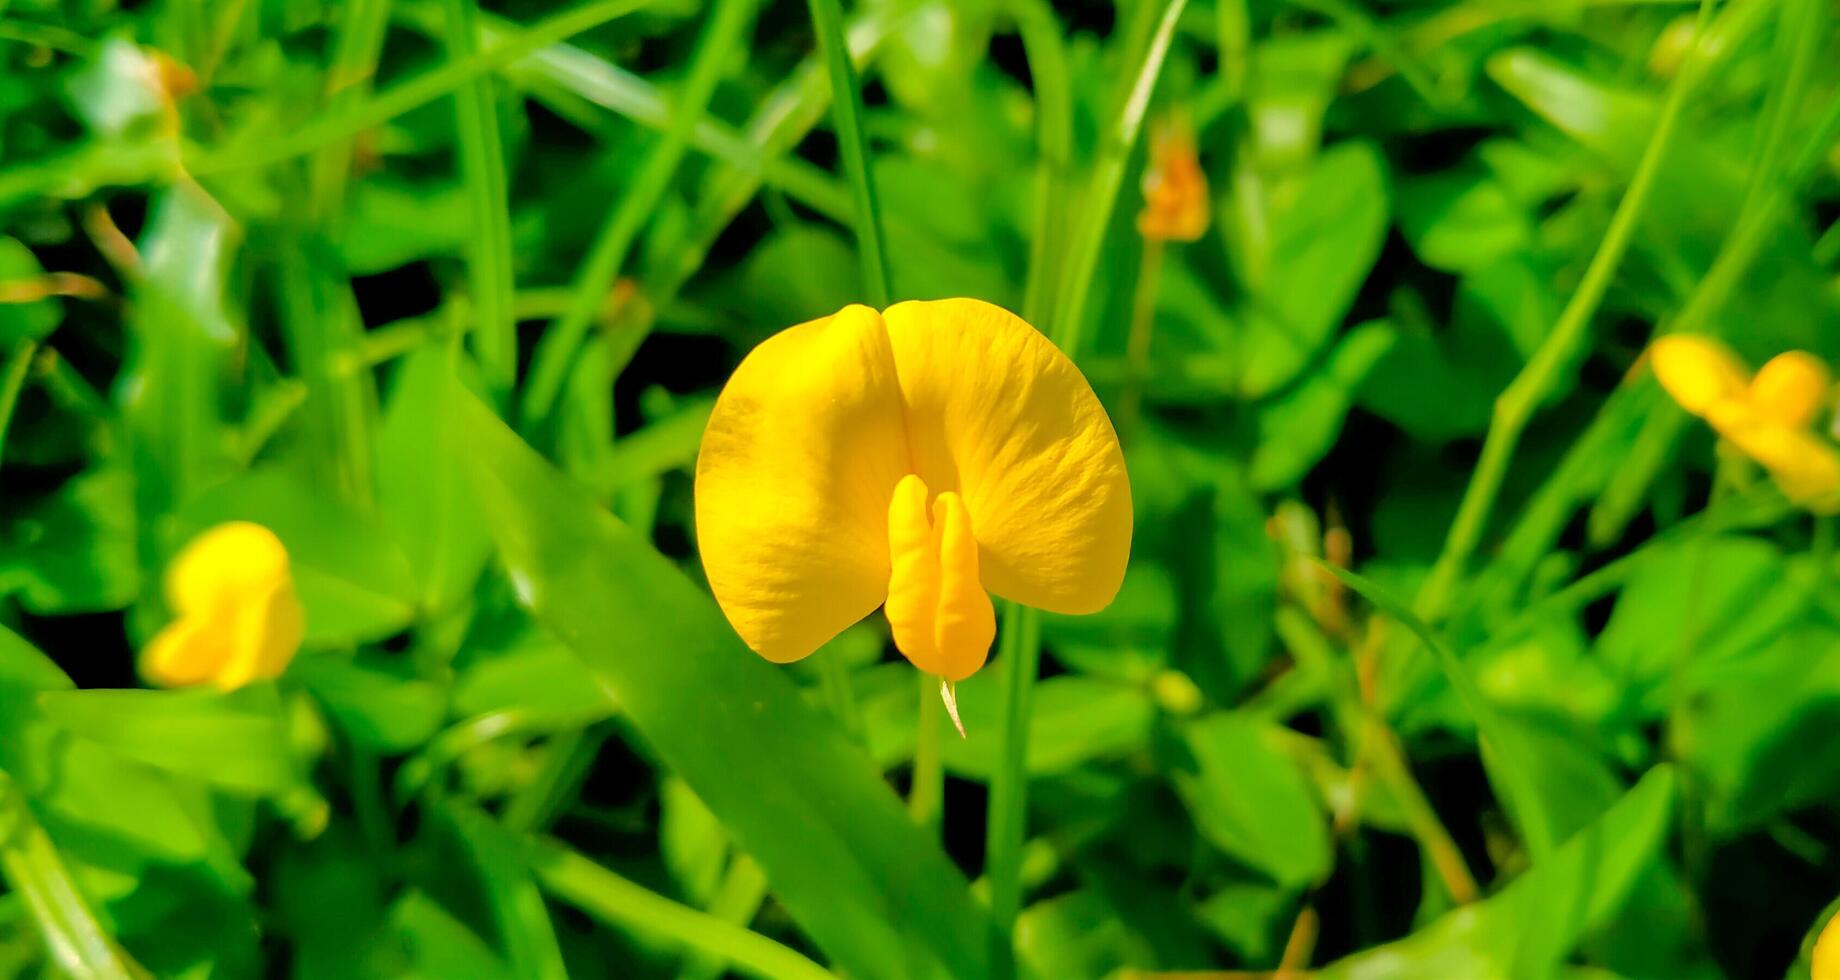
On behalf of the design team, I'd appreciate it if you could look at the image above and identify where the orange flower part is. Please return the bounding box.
[1137,116,1210,243]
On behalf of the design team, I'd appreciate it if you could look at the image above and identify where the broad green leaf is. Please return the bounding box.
[1595,536,1810,717]
[1236,141,1388,398]
[1397,165,1530,273]
[452,634,616,729]
[450,389,999,980]
[1317,766,1676,980]
[376,345,493,616]
[36,686,312,798]
[1175,712,1331,890]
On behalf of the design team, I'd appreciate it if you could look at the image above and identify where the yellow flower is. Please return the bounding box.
[1650,336,1840,513]
[1817,906,1840,980]
[1137,116,1210,243]
[694,299,1132,723]
[143,521,305,690]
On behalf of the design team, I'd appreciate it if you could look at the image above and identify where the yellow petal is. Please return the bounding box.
[1650,336,1750,418]
[695,305,912,663]
[882,298,1132,614]
[1749,350,1831,430]
[1708,401,1840,515]
[214,579,306,691]
[166,521,292,615]
[143,616,231,688]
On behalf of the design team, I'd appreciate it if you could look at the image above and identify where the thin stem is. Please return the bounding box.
[0,339,37,482]
[984,602,1042,937]
[1412,0,1716,624]
[1054,0,1190,357]
[190,0,659,175]
[530,837,832,980]
[909,672,943,832]
[443,0,519,403]
[1012,0,1073,329]
[804,0,891,306]
[519,0,755,425]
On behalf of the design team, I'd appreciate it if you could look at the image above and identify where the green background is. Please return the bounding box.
[1,0,1839,976]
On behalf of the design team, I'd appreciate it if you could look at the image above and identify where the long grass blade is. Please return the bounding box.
[803,0,891,306]
[443,0,519,402]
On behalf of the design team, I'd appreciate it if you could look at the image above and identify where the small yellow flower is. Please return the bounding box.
[143,521,305,690]
[1650,336,1840,513]
[1137,116,1210,243]
[694,299,1132,725]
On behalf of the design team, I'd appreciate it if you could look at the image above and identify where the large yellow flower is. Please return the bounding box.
[694,298,1132,709]
[1650,336,1839,513]
[143,521,304,690]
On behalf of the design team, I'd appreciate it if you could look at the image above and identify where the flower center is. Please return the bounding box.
[884,473,994,683]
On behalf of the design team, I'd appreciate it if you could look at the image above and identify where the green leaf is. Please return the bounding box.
[35,686,313,798]
[376,345,493,616]
[1397,164,1531,273]
[1236,141,1389,398]
[450,387,1000,980]
[1317,766,1677,980]
[0,771,141,980]
[1175,712,1332,890]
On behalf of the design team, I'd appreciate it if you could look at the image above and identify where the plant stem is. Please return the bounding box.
[530,837,831,980]
[909,672,943,832]
[520,0,755,425]
[443,0,518,403]
[1412,0,1716,625]
[1054,0,1189,357]
[984,601,1042,935]
[804,0,891,306]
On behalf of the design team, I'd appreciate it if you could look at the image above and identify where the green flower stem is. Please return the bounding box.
[909,672,944,832]
[0,771,139,980]
[529,837,832,980]
[804,0,891,307]
[1412,0,1717,625]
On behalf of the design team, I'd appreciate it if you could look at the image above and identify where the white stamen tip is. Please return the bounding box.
[941,679,966,739]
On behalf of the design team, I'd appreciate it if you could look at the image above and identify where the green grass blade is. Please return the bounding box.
[450,387,1000,980]
[803,0,890,306]
[0,771,139,980]
[528,837,831,980]
[1411,0,1718,624]
[190,0,658,175]
[442,0,519,402]
[983,601,1041,940]
[445,805,569,980]
[1053,0,1189,358]
[519,0,756,426]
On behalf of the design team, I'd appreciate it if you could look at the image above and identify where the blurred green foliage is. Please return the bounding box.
[0,0,1838,977]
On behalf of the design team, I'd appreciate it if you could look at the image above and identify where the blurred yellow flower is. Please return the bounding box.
[1137,117,1210,243]
[695,299,1132,726]
[144,521,305,690]
[1650,336,1839,513]
[1816,908,1840,980]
